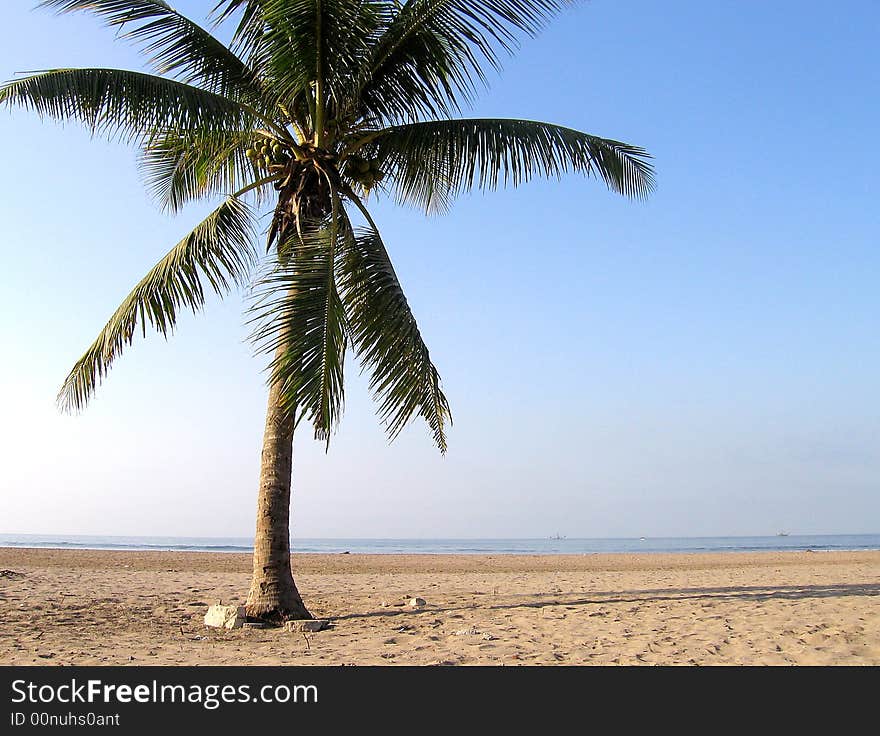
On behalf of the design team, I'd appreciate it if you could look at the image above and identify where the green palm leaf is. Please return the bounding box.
[58,197,257,412]
[248,207,348,443]
[358,118,655,212]
[38,0,263,102]
[337,196,450,452]
[212,0,382,130]
[139,127,263,212]
[0,68,250,144]
[356,0,573,123]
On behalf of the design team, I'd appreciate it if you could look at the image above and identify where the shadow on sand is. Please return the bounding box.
[330,582,880,621]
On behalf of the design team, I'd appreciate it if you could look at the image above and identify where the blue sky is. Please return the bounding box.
[1,1,878,539]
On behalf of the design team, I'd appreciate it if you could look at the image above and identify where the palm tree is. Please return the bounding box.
[2,0,654,622]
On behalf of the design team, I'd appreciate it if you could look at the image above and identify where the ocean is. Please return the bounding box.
[1,533,878,555]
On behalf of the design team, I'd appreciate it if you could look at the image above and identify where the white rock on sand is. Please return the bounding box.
[204,604,246,629]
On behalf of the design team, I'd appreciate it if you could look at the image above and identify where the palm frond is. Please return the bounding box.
[38,0,263,102]
[337,196,450,452]
[58,197,257,412]
[355,0,574,124]
[211,0,383,127]
[0,68,251,144]
[358,118,655,212]
[139,127,266,212]
[248,207,348,444]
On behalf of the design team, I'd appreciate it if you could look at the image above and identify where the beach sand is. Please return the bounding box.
[1,548,878,665]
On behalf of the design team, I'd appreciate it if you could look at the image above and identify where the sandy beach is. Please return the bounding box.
[1,548,878,665]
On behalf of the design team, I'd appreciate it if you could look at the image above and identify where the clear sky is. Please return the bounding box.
[1,1,878,540]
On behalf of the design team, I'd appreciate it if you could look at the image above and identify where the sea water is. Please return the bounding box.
[0,533,878,555]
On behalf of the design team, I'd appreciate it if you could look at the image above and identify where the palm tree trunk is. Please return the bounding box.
[245,369,312,622]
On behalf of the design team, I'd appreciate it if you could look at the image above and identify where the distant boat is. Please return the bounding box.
[777,532,789,537]
[550,534,565,540]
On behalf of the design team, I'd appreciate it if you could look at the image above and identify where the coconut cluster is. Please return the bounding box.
[343,154,385,190]
[245,139,291,170]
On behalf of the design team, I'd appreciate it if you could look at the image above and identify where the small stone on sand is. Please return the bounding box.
[453,626,479,636]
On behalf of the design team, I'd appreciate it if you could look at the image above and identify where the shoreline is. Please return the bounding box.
[2,544,879,555]
[5,546,880,572]
[3,532,878,559]
[2,548,878,665]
